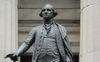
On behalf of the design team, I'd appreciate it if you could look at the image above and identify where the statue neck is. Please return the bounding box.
[44,18,54,25]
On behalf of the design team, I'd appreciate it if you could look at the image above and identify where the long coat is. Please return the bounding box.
[15,23,73,62]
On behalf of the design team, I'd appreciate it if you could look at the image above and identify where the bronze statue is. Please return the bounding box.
[5,4,73,62]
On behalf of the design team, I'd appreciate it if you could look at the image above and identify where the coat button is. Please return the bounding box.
[33,57,35,59]
[37,49,39,51]
[39,45,41,47]
[40,36,42,38]
[58,38,59,40]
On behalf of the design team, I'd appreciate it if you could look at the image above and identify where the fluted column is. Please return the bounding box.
[80,0,100,62]
[0,0,18,62]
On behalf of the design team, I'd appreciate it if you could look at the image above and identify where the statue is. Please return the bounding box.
[5,4,74,62]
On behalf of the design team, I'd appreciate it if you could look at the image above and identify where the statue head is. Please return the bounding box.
[39,4,58,19]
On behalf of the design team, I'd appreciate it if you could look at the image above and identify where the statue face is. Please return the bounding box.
[41,4,54,19]
[41,8,53,19]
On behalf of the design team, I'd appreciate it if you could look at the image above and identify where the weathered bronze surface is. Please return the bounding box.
[5,4,73,62]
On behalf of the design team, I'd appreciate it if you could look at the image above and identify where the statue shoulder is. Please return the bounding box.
[31,25,42,32]
[56,23,67,32]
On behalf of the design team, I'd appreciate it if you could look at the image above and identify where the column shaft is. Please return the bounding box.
[0,0,18,62]
[80,0,100,62]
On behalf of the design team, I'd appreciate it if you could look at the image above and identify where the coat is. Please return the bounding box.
[15,23,73,62]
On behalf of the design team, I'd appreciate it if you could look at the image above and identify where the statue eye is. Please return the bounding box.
[47,9,51,11]
[42,9,45,11]
[42,9,52,12]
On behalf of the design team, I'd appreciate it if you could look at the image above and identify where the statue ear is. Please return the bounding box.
[39,11,42,17]
[39,9,58,17]
[54,10,58,17]
[53,10,58,17]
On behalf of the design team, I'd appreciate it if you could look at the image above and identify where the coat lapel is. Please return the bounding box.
[54,24,66,62]
[56,23,73,62]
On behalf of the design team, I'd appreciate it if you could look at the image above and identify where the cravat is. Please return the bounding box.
[45,24,51,35]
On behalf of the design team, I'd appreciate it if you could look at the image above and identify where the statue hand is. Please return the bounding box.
[5,53,18,61]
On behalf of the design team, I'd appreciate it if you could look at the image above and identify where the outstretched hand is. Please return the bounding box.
[5,53,18,61]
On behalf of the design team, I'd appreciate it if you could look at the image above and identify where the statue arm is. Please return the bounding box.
[64,35,73,55]
[59,25,73,62]
[14,28,37,56]
[63,30,74,62]
[56,23,74,62]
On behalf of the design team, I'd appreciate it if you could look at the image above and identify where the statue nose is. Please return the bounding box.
[44,11,48,14]
[45,12,47,14]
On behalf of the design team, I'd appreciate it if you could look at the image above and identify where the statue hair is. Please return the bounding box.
[39,9,58,18]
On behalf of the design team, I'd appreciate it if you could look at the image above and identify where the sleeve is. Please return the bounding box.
[14,28,37,56]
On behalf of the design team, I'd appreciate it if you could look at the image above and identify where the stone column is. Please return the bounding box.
[0,0,18,62]
[80,0,100,62]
